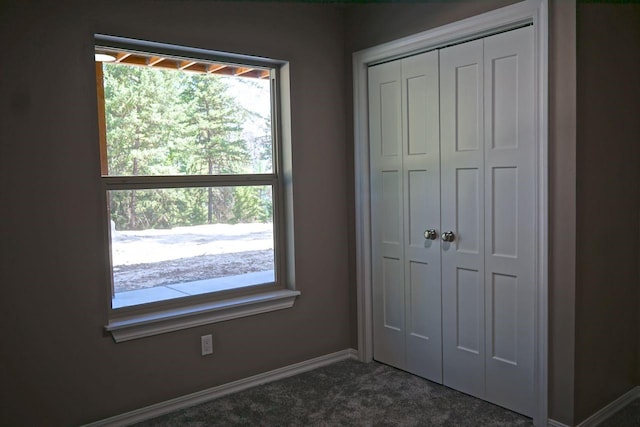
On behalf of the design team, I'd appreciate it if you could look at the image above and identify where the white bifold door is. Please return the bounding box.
[369,26,534,416]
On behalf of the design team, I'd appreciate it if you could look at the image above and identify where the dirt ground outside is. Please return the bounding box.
[111,223,274,292]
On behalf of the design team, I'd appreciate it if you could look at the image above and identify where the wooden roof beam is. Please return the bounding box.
[179,60,197,70]
[119,55,148,66]
[182,63,207,73]
[99,50,270,79]
[233,67,253,77]
[147,56,165,66]
[115,52,131,63]
[207,64,227,74]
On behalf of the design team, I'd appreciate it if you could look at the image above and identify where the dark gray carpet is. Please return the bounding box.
[133,359,533,426]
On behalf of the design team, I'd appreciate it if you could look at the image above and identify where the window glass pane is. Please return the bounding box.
[102,61,273,176]
[108,186,274,309]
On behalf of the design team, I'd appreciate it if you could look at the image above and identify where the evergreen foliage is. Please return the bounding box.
[102,63,273,230]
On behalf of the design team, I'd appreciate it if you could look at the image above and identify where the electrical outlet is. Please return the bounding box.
[201,334,213,356]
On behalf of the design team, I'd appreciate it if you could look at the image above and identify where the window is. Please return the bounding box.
[95,35,297,341]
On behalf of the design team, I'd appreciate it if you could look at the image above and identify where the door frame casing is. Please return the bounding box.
[352,0,548,425]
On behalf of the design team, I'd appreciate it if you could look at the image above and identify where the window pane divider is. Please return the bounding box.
[102,174,277,190]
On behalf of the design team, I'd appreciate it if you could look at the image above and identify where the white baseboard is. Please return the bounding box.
[577,386,640,427]
[548,386,640,427]
[84,348,358,427]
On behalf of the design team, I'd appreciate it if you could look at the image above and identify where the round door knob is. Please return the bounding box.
[442,231,455,242]
[424,229,437,240]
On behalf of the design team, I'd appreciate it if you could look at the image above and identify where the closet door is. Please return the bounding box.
[483,26,534,416]
[369,59,405,370]
[369,25,534,417]
[440,26,534,415]
[401,51,442,381]
[440,38,486,399]
[369,51,442,381]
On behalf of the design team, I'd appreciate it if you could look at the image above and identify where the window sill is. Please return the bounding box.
[105,289,300,342]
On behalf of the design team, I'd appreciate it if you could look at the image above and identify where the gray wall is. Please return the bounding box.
[0,1,350,425]
[343,0,518,51]
[548,0,577,423]
[1,1,639,426]
[574,2,640,423]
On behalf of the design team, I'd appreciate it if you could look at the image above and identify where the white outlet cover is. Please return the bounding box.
[201,334,213,356]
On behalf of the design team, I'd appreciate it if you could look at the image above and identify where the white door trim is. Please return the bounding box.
[352,1,548,425]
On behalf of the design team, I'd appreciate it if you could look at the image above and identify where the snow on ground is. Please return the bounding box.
[111,223,274,266]
[110,223,274,292]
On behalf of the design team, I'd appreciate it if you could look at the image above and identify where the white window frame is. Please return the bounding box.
[95,34,298,342]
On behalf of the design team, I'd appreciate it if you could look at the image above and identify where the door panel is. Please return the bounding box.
[369,60,405,369]
[382,257,403,330]
[455,64,482,152]
[491,167,518,257]
[483,26,534,417]
[407,170,429,247]
[455,267,482,353]
[381,171,402,245]
[406,76,429,155]
[491,273,518,364]
[408,260,431,339]
[380,82,401,157]
[402,51,442,382]
[440,38,486,399]
[455,168,481,254]
[491,55,519,149]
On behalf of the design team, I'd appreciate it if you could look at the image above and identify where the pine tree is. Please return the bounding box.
[181,74,249,223]
[102,63,269,229]
[103,64,187,229]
